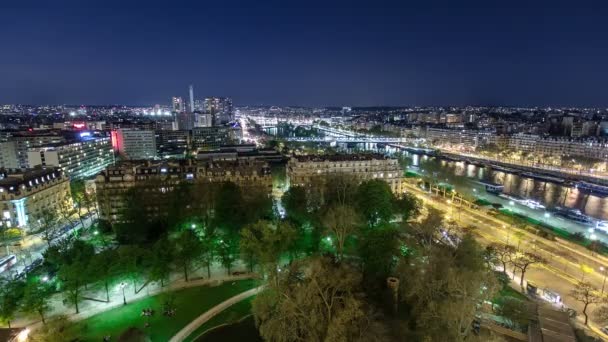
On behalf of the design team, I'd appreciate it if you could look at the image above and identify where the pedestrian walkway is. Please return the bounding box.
[169,285,265,342]
[13,261,256,329]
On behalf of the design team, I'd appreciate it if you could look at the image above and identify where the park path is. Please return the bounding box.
[15,268,257,329]
[169,285,265,342]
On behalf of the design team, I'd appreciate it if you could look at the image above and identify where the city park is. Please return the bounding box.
[1,162,608,341]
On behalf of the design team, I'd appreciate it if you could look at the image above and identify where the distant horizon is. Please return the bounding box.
[3,102,608,110]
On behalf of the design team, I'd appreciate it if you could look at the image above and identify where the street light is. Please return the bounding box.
[601,266,607,294]
[120,282,127,305]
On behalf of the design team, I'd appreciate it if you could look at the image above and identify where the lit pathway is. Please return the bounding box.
[169,285,265,342]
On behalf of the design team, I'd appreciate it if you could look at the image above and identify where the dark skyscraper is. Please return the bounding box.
[204,97,234,125]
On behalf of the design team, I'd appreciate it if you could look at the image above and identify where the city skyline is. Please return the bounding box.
[2,1,608,107]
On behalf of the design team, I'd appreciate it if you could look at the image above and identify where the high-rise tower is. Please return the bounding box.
[189,85,195,113]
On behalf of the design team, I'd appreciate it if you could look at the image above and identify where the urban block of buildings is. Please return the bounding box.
[287,154,404,193]
[95,158,272,223]
[0,167,70,229]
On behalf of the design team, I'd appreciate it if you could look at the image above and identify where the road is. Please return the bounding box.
[0,214,96,279]
[404,181,608,338]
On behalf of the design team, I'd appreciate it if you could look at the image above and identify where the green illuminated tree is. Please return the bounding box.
[216,234,239,275]
[21,282,51,324]
[0,278,24,328]
[240,220,297,278]
[393,192,421,221]
[172,229,202,282]
[358,224,400,286]
[355,179,395,226]
[89,249,119,302]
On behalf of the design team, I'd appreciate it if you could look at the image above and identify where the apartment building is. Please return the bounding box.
[0,167,70,229]
[95,158,272,222]
[111,129,157,160]
[27,135,114,180]
[0,132,66,169]
[507,134,608,160]
[287,154,403,193]
[425,128,493,151]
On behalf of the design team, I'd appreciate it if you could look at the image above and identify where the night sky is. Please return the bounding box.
[1,0,607,107]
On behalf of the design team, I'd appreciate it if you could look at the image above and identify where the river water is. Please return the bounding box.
[268,128,608,240]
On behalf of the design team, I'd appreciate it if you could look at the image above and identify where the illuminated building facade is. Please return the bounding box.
[27,134,114,180]
[0,167,70,229]
[111,129,157,160]
[287,154,404,193]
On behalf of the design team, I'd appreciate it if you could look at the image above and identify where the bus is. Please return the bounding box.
[0,255,17,274]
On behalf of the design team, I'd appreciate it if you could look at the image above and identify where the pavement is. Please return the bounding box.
[0,214,96,278]
[11,260,257,330]
[404,181,608,339]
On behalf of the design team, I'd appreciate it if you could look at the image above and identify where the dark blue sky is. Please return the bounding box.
[1,0,607,107]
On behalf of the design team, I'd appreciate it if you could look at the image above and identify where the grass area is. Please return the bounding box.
[474,198,492,206]
[185,297,255,342]
[498,285,528,302]
[404,170,422,178]
[194,316,262,342]
[72,279,259,342]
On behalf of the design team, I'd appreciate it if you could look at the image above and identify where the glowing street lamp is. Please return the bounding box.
[120,282,127,305]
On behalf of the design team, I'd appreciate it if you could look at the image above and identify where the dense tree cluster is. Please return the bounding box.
[252,177,510,341]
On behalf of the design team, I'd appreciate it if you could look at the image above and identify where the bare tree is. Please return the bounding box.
[488,243,516,275]
[511,252,546,287]
[35,209,62,246]
[570,282,604,325]
[322,205,360,259]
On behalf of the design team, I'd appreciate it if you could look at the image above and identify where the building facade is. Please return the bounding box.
[204,97,234,125]
[191,127,234,150]
[96,158,272,222]
[112,129,157,160]
[0,167,70,229]
[27,136,114,180]
[0,132,66,169]
[287,154,404,193]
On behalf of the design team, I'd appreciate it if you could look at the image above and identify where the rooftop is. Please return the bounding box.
[292,153,392,162]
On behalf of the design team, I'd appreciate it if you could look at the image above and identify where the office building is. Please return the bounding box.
[0,132,66,169]
[96,158,272,223]
[204,97,234,125]
[0,167,70,229]
[111,129,157,160]
[194,113,213,128]
[191,126,234,150]
[156,130,190,159]
[189,85,195,113]
[172,97,184,113]
[287,154,403,193]
[27,135,114,180]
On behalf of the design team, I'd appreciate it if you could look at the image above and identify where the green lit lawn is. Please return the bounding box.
[184,296,255,342]
[72,279,259,342]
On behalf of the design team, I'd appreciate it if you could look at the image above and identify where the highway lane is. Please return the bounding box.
[405,182,608,337]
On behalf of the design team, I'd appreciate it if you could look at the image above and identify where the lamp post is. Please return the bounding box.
[120,282,126,305]
[601,266,607,295]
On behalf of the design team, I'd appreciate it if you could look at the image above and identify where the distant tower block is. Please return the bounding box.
[387,277,399,313]
[189,85,195,113]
